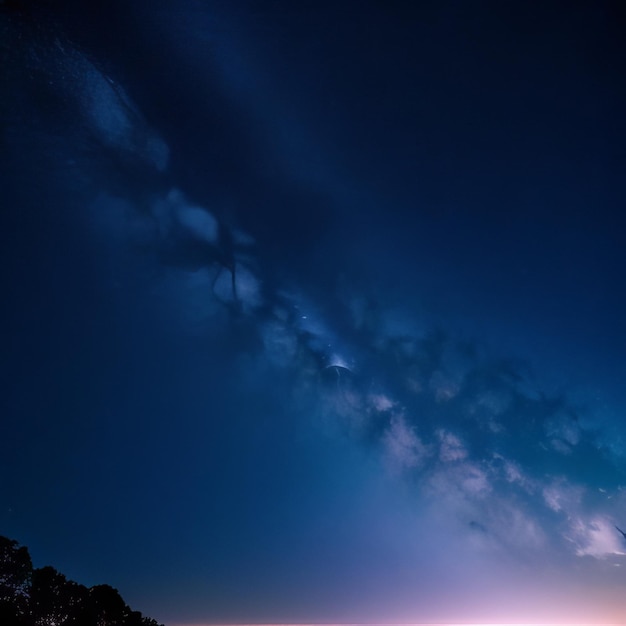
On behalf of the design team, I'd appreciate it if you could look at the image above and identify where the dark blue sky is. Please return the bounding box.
[1,1,626,623]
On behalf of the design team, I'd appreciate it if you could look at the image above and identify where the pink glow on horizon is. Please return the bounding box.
[174,623,626,626]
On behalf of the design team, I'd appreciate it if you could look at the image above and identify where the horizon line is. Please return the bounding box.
[172,621,626,624]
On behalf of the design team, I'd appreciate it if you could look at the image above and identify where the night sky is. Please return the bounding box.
[1,0,626,624]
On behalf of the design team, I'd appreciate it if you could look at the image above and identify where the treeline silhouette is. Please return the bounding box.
[0,535,164,626]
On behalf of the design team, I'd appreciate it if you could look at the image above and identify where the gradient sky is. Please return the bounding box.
[1,0,626,624]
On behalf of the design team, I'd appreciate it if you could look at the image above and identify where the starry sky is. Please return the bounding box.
[1,0,626,624]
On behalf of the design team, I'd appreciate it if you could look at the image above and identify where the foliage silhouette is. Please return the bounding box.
[0,536,164,626]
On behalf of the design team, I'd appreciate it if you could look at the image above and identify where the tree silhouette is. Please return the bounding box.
[0,536,164,626]
[0,536,33,625]
[86,584,132,626]
[30,565,88,626]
